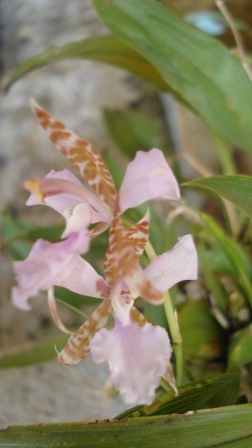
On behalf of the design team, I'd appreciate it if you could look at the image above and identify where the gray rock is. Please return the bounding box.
[0,0,150,425]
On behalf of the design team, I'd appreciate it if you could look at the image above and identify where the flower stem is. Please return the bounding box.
[145,240,183,385]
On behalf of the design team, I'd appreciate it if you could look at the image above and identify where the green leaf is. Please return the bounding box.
[2,404,251,447]
[5,36,167,91]
[179,300,226,361]
[103,109,167,158]
[92,0,252,154]
[117,373,239,418]
[191,209,252,305]
[2,213,64,247]
[183,175,252,219]
[228,324,252,368]
[0,335,69,369]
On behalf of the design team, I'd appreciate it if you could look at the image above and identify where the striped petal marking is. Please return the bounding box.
[109,218,164,304]
[130,306,147,327]
[127,210,150,259]
[31,99,117,210]
[58,299,111,365]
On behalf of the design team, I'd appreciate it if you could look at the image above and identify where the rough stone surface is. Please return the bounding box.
[0,0,155,426]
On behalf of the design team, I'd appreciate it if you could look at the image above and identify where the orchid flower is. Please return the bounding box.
[25,100,180,240]
[57,218,198,405]
[11,100,198,405]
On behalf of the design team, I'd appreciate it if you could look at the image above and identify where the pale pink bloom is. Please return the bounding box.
[58,231,198,405]
[25,100,180,240]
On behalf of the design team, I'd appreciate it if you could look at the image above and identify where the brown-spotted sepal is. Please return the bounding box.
[130,306,148,327]
[31,99,117,210]
[58,299,111,365]
[127,210,150,260]
[111,218,164,304]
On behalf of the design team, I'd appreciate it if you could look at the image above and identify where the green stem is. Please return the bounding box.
[211,133,236,175]
[145,240,183,385]
[56,298,89,319]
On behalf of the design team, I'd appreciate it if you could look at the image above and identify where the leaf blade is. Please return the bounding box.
[117,373,240,418]
[92,0,252,153]
[1,405,252,448]
[183,175,252,219]
[5,36,168,91]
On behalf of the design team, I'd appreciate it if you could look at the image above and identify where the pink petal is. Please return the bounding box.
[12,231,91,310]
[116,149,180,215]
[26,169,83,212]
[12,238,79,311]
[24,176,112,223]
[144,235,198,291]
[90,319,172,405]
[54,257,110,299]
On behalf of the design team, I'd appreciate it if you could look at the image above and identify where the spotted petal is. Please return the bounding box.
[116,149,180,216]
[31,99,117,209]
[130,306,147,327]
[127,210,150,259]
[58,299,111,365]
[109,218,164,304]
[144,235,198,291]
[90,319,172,405]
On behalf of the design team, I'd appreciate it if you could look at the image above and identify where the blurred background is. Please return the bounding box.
[0,0,252,427]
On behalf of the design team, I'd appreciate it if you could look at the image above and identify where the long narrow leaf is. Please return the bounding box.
[5,36,167,91]
[93,0,252,154]
[183,175,252,219]
[0,335,69,369]
[117,373,239,418]
[1,405,252,448]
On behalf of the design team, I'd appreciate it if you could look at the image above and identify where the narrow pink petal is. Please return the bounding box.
[48,288,73,334]
[89,222,110,240]
[90,320,172,405]
[31,98,117,210]
[144,235,198,291]
[116,149,180,215]
[54,256,110,299]
[24,177,112,222]
[58,299,111,365]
